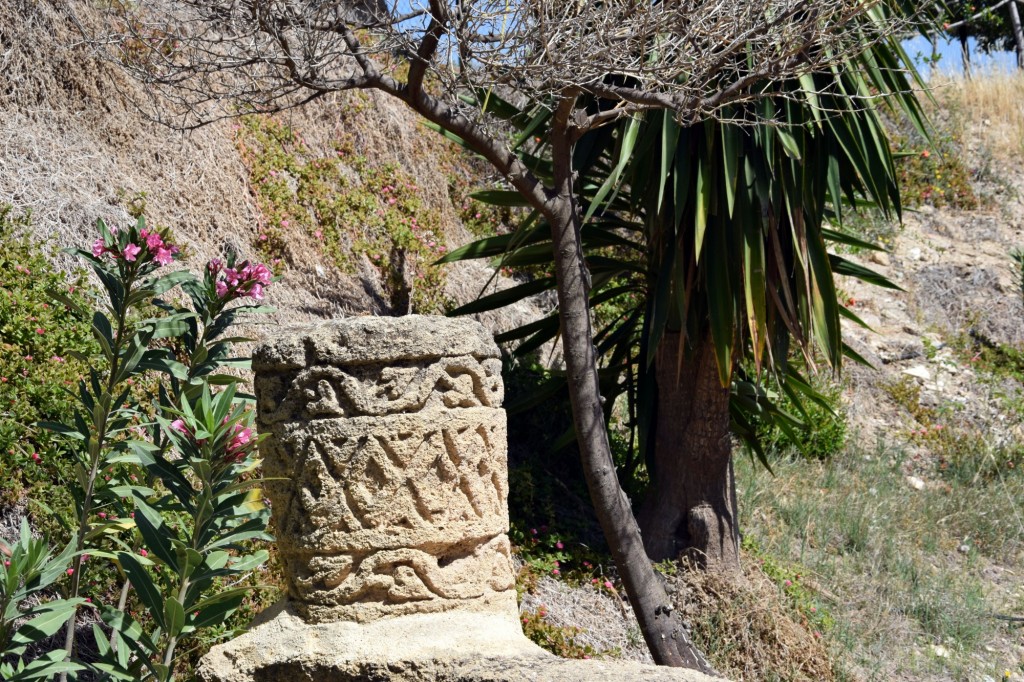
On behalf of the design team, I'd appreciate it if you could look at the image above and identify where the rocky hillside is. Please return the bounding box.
[0,0,543,336]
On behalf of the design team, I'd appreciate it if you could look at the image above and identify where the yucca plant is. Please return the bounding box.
[440,32,925,570]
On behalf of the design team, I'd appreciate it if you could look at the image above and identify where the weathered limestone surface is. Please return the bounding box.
[198,602,720,682]
[198,316,725,682]
[253,315,514,623]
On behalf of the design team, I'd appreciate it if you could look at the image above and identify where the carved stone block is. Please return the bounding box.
[252,316,515,623]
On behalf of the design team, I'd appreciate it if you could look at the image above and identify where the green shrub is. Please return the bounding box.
[235,115,451,313]
[754,371,848,461]
[0,216,275,681]
[890,119,979,210]
[0,207,96,508]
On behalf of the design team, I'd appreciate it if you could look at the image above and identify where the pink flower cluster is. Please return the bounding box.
[170,417,254,464]
[208,259,272,301]
[226,423,254,463]
[92,228,179,266]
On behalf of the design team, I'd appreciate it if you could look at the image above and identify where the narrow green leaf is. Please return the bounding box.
[694,155,711,263]
[584,116,641,223]
[131,493,180,572]
[467,190,531,206]
[117,552,166,630]
[447,278,555,316]
[164,597,186,638]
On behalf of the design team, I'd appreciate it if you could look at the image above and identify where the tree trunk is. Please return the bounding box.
[544,98,716,674]
[399,85,715,672]
[638,332,740,573]
[1009,0,1024,70]
[959,29,972,79]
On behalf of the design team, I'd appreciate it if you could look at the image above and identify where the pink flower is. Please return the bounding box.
[208,258,223,274]
[98,512,107,519]
[170,419,190,436]
[215,280,229,298]
[226,424,254,461]
[66,568,74,576]
[783,579,792,587]
[31,453,40,462]
[247,262,272,284]
[153,247,175,265]
[139,549,148,557]
[35,328,45,335]
[92,238,108,258]
[551,568,560,576]
[603,581,613,590]
[142,229,164,250]
[555,541,563,549]
[122,243,142,262]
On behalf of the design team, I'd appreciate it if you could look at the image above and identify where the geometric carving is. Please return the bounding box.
[254,316,517,623]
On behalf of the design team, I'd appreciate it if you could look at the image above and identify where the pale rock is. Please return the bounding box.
[931,644,950,658]
[903,365,932,381]
[906,475,926,491]
[869,250,891,266]
[908,246,922,261]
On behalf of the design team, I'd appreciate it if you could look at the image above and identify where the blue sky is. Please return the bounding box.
[902,35,1019,78]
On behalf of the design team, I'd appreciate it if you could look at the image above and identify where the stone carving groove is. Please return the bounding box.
[252,316,516,623]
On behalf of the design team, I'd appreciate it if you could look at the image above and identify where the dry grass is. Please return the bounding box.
[671,559,838,682]
[0,0,546,343]
[737,442,1024,682]
[931,72,1024,162]
[518,571,653,663]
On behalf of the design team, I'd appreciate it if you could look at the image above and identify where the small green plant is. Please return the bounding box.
[0,206,97,508]
[234,116,451,313]
[890,120,979,210]
[754,370,848,461]
[519,605,599,659]
[0,520,85,682]
[1011,248,1024,307]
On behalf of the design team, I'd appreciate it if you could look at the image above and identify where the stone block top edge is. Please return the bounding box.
[253,315,500,371]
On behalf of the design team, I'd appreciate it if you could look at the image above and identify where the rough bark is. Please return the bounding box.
[959,28,973,79]
[1009,0,1024,70]
[399,85,716,673]
[638,332,740,573]
[544,97,716,674]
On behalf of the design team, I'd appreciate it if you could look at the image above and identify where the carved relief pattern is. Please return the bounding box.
[255,322,514,623]
[256,355,503,426]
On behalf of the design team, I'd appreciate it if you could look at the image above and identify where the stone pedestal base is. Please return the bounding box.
[197,600,722,682]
